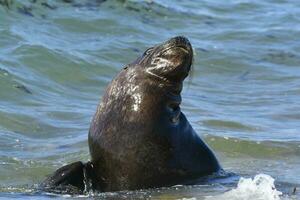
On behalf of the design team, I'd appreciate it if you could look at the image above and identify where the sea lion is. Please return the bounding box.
[41,36,222,193]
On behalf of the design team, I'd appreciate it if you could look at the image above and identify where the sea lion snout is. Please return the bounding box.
[164,36,192,51]
[142,36,193,82]
[163,36,193,80]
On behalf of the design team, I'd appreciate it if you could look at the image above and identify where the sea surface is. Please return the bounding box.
[0,0,299,199]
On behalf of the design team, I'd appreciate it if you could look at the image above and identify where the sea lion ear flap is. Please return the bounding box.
[40,161,91,194]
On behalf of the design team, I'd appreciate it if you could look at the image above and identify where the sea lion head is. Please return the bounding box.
[133,36,193,83]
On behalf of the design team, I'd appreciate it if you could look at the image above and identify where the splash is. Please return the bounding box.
[208,174,282,200]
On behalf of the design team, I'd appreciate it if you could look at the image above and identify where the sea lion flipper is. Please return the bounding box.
[41,161,86,193]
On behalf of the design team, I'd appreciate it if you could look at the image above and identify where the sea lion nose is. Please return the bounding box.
[173,36,189,43]
[169,36,192,49]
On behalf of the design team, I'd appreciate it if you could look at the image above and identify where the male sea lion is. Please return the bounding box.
[41,36,222,193]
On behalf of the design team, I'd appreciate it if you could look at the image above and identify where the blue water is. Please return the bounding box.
[0,0,299,199]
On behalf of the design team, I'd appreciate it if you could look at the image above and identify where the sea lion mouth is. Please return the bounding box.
[159,36,192,59]
[140,36,193,83]
[177,47,190,54]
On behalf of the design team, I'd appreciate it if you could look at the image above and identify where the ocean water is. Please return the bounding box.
[0,0,299,199]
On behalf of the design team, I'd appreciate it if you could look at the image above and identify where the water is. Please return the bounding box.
[0,0,299,199]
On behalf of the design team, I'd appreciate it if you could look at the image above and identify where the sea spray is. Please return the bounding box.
[207,174,282,200]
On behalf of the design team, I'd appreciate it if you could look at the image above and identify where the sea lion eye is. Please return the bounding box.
[144,47,154,55]
[123,65,129,70]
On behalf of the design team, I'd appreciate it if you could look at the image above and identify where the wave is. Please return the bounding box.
[206,174,284,200]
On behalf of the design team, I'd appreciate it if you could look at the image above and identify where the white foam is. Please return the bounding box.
[207,174,282,200]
